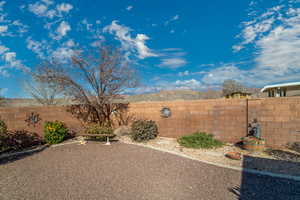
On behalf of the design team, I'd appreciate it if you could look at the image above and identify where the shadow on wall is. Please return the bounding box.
[228,155,300,200]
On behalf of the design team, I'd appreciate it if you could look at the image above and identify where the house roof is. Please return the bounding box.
[261,82,300,92]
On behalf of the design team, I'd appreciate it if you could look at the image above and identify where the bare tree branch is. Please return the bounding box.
[33,45,139,127]
[23,79,65,106]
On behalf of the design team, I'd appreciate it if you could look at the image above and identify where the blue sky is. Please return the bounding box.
[0,0,300,97]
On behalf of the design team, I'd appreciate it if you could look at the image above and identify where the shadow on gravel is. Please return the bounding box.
[229,155,300,200]
[0,145,48,165]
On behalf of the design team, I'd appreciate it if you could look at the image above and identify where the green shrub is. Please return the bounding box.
[0,119,7,135]
[178,132,223,149]
[86,124,113,135]
[131,120,158,142]
[85,124,114,141]
[0,119,8,152]
[44,121,68,144]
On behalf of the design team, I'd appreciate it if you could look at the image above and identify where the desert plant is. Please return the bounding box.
[86,124,113,135]
[5,130,43,151]
[0,119,8,152]
[131,120,158,142]
[287,142,300,153]
[44,121,68,144]
[178,132,223,149]
[0,119,7,135]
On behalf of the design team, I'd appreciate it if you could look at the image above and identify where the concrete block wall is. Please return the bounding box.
[128,99,247,143]
[248,97,300,147]
[0,97,299,148]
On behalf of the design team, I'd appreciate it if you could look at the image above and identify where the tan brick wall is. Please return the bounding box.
[128,99,247,143]
[248,97,300,148]
[0,106,84,136]
[0,97,299,148]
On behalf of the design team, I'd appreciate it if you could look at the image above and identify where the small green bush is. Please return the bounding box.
[178,132,223,149]
[86,124,113,135]
[0,119,7,135]
[44,121,68,144]
[0,119,8,152]
[131,120,158,142]
[85,124,114,141]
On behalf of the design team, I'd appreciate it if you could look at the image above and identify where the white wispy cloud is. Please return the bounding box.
[164,15,180,26]
[159,58,187,68]
[103,20,157,59]
[41,0,54,5]
[56,21,71,38]
[0,1,5,11]
[0,2,28,37]
[129,78,204,94]
[158,48,187,68]
[228,1,300,86]
[0,46,29,76]
[174,79,202,90]
[0,2,29,76]
[0,25,8,34]
[28,1,52,18]
[178,70,189,76]
[27,1,73,19]
[52,47,75,61]
[3,52,16,62]
[0,45,8,54]
[126,5,133,11]
[26,37,48,58]
[56,3,73,13]
[79,18,93,31]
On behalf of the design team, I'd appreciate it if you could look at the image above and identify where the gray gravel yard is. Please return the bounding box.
[0,142,299,200]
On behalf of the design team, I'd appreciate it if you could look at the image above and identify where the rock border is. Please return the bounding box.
[0,140,82,161]
[0,144,50,160]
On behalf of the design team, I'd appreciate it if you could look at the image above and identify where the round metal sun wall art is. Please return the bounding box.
[160,107,171,118]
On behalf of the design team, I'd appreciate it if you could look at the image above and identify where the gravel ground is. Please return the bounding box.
[120,136,300,176]
[0,142,300,200]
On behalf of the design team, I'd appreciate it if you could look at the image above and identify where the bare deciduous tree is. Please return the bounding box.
[24,79,64,105]
[34,46,138,127]
[222,79,246,97]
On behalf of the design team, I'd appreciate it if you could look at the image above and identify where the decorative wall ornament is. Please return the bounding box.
[25,112,41,127]
[160,107,171,118]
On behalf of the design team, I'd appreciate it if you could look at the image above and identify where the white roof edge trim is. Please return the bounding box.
[261,82,300,92]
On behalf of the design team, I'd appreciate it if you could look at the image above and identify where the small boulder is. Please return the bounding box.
[225,152,242,160]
